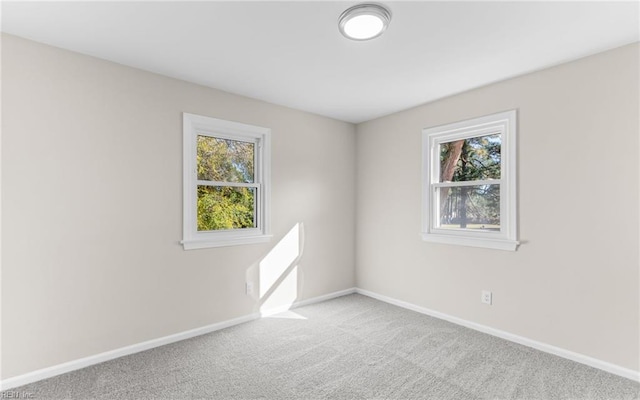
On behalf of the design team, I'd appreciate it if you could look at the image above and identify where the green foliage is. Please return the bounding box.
[197,136,254,183]
[440,134,501,182]
[196,136,256,231]
[439,134,501,228]
[197,186,255,231]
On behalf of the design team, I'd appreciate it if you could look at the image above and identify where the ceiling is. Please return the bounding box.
[2,1,639,123]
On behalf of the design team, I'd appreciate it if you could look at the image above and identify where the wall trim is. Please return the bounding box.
[0,287,357,391]
[355,288,640,382]
[0,314,259,391]
[259,287,357,317]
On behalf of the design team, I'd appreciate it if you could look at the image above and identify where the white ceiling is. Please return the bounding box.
[2,1,639,123]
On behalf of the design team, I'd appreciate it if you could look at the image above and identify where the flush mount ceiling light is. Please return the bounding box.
[338,3,391,41]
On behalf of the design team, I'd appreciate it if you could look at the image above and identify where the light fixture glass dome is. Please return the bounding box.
[338,3,391,41]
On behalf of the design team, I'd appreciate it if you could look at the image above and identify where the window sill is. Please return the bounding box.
[181,234,272,250]
[422,233,519,251]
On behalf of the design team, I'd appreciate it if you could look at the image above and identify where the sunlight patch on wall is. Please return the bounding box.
[258,223,304,316]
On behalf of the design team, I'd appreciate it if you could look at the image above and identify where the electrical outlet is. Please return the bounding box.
[481,290,492,305]
[246,282,254,295]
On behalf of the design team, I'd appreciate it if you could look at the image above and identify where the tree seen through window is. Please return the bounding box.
[438,134,501,230]
[196,136,256,231]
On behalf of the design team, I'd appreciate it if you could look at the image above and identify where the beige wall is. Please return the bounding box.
[356,43,639,371]
[1,34,356,379]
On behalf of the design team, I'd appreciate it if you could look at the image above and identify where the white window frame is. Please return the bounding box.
[422,110,518,251]
[182,113,271,250]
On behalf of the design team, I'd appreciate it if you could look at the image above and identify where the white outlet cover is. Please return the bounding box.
[481,290,492,305]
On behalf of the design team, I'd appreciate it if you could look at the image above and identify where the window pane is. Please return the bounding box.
[197,186,256,231]
[197,136,254,183]
[437,184,500,230]
[439,134,501,182]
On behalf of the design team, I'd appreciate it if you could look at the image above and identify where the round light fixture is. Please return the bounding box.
[338,3,391,41]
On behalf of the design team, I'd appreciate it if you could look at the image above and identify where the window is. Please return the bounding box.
[422,110,518,251]
[182,113,271,249]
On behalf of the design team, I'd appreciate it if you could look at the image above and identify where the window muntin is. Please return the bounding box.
[422,110,517,251]
[183,113,271,249]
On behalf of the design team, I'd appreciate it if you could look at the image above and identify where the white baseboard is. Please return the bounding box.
[259,287,357,317]
[0,287,357,391]
[0,313,259,391]
[294,287,357,307]
[355,288,640,382]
